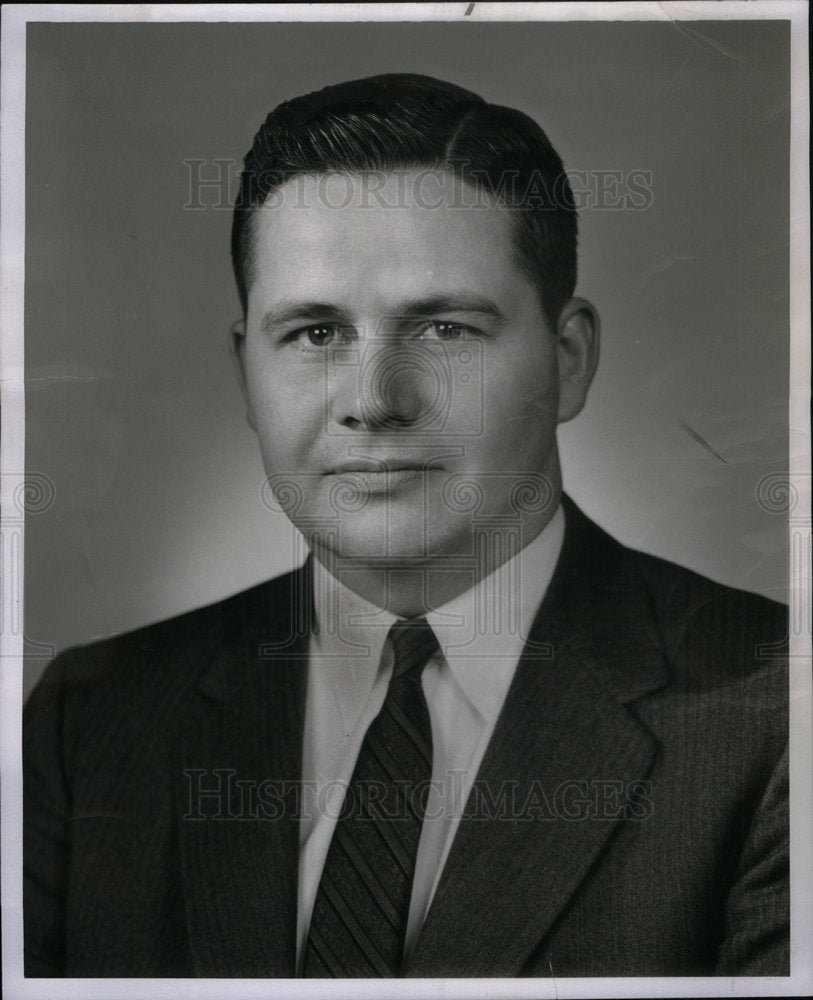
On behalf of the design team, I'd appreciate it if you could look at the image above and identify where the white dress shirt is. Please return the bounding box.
[296,505,565,969]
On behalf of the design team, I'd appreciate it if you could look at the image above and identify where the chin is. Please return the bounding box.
[305,511,471,569]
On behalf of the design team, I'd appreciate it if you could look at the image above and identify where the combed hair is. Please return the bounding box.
[231,74,577,328]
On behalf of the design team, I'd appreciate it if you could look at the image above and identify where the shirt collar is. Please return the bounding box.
[310,504,565,724]
[425,505,564,720]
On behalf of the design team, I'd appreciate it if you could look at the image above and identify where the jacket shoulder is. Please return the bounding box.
[24,569,303,725]
[609,543,787,714]
[560,496,787,691]
[627,546,786,667]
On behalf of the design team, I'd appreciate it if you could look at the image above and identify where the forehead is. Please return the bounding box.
[247,171,527,309]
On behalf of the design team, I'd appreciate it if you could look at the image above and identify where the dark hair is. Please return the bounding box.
[231,73,577,328]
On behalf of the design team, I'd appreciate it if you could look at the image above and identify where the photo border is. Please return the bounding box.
[2,3,809,998]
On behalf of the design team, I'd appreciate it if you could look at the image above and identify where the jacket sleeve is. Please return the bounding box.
[714,740,790,975]
[23,654,70,976]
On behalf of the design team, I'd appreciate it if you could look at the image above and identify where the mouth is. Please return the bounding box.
[325,460,443,493]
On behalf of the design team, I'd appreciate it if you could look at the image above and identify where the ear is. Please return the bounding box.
[554,297,600,423]
[229,318,257,431]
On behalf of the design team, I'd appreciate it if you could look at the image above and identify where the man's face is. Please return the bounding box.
[234,171,596,575]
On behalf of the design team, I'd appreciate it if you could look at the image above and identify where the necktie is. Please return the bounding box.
[303,618,440,977]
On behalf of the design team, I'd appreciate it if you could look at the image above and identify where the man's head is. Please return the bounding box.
[230,74,599,613]
[231,73,577,332]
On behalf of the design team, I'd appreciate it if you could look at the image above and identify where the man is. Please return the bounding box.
[24,73,788,978]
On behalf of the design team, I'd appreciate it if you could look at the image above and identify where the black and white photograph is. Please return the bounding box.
[1,3,810,997]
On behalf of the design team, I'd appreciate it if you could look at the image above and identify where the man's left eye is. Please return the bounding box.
[420,321,474,341]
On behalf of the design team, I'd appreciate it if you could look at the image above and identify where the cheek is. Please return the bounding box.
[482,351,560,446]
[245,374,296,461]
[245,348,316,428]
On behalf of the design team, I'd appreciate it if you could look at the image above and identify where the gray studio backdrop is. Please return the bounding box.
[24,19,790,696]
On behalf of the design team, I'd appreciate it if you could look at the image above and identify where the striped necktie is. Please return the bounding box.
[303,618,440,977]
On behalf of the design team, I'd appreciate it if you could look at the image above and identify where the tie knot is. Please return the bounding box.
[388,618,439,681]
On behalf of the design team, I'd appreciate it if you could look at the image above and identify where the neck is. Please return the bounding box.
[311,483,563,619]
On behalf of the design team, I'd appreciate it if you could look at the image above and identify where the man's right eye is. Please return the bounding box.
[286,324,359,349]
[298,324,341,347]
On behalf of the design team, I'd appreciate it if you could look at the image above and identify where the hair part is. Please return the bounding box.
[231,74,577,329]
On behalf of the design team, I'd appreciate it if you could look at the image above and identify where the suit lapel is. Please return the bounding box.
[174,567,310,977]
[408,499,669,977]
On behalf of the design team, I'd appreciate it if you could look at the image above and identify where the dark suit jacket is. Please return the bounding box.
[24,498,789,977]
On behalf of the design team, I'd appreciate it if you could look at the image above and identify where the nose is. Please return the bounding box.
[330,340,440,431]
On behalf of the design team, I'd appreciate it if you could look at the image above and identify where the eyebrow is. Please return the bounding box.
[389,294,508,324]
[260,293,508,333]
[260,302,352,333]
